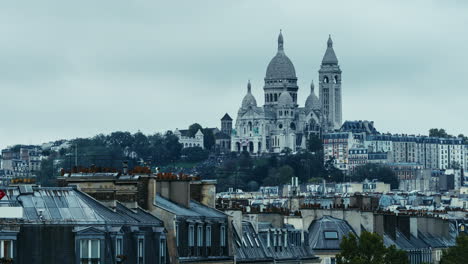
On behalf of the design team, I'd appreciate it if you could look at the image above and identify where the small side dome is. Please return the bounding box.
[278,82,293,107]
[241,80,257,108]
[305,81,321,110]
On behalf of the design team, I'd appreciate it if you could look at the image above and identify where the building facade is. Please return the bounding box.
[231,31,342,154]
[174,129,204,149]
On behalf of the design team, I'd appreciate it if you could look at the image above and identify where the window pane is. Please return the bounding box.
[80,240,89,258]
[160,240,165,257]
[1,240,13,258]
[91,240,100,258]
[116,238,122,255]
[138,239,144,257]
[324,231,338,239]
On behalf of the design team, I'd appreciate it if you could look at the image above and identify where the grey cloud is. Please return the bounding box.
[1,0,468,148]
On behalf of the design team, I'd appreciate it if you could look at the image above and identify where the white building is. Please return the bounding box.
[174,129,204,149]
[231,31,342,154]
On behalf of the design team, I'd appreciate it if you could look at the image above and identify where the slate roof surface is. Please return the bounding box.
[235,222,270,262]
[235,221,317,263]
[155,195,227,220]
[308,216,356,251]
[115,202,163,226]
[384,230,456,250]
[189,200,226,219]
[0,186,159,226]
[155,195,201,217]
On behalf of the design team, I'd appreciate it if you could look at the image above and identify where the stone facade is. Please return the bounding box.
[231,31,341,154]
[174,128,204,149]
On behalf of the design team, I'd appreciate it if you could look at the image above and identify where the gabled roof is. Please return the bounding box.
[221,113,232,121]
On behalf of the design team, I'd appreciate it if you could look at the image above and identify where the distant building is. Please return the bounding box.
[174,128,204,149]
[323,132,353,171]
[231,32,341,154]
[348,146,368,173]
[1,146,42,185]
[215,113,233,153]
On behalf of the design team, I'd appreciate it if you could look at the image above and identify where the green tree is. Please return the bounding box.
[429,128,449,138]
[181,147,209,162]
[336,231,408,264]
[202,128,216,150]
[440,234,468,264]
[307,134,323,153]
[457,134,468,144]
[263,165,294,186]
[188,123,203,137]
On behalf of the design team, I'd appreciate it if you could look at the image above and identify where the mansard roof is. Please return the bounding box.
[308,216,356,251]
[0,186,161,226]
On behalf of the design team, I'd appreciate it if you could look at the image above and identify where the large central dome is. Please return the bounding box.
[265,31,297,80]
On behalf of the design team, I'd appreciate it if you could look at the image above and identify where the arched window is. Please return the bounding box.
[274,94,278,101]
[334,75,339,84]
[248,122,252,131]
[290,123,296,130]
[279,111,282,116]
[270,94,273,102]
[323,76,329,83]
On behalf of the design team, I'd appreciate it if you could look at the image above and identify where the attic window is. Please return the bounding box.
[324,231,338,240]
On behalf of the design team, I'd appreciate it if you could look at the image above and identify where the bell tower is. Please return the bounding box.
[319,35,342,131]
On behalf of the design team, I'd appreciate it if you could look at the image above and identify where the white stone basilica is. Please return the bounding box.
[231,31,342,154]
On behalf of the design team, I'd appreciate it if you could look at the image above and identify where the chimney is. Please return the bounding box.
[122,161,128,175]
[142,176,157,212]
[410,217,418,238]
[383,214,397,240]
[190,180,217,208]
[156,178,191,208]
[397,215,411,239]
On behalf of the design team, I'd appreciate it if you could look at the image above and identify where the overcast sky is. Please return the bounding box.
[1,0,468,149]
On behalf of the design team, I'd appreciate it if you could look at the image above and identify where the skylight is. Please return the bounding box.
[324,231,338,240]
